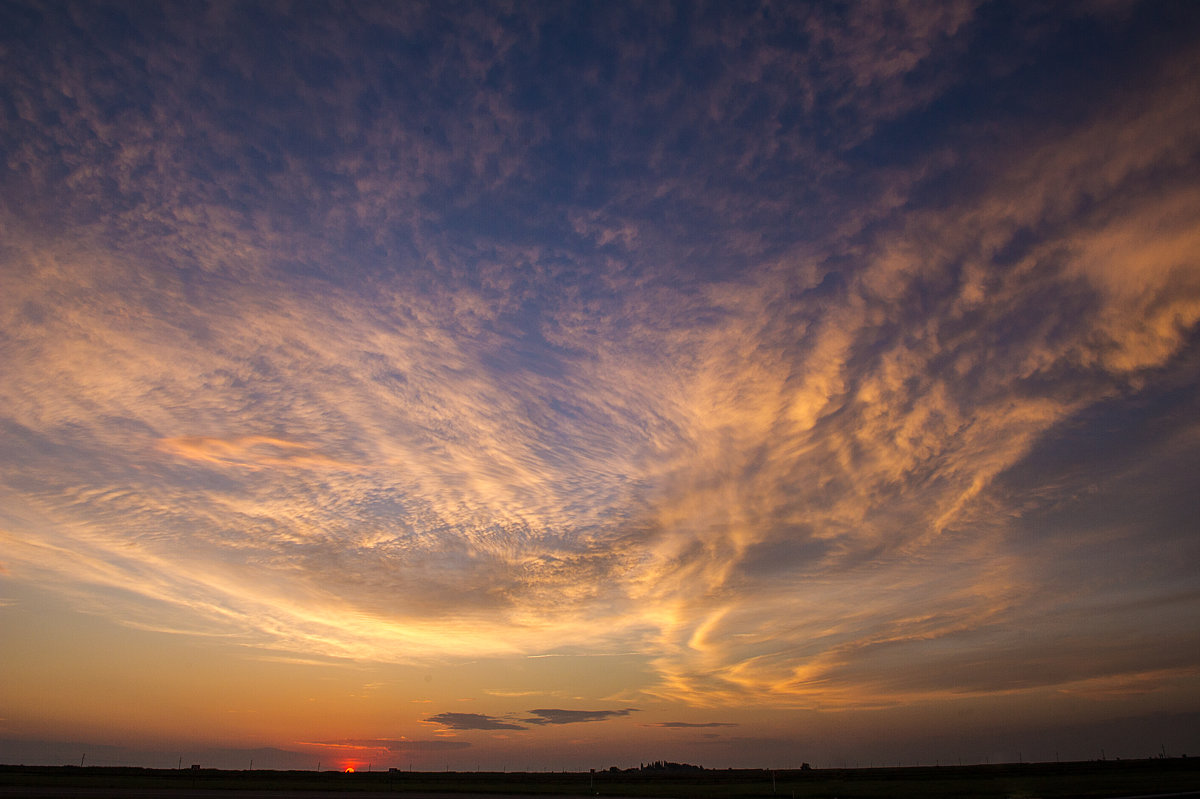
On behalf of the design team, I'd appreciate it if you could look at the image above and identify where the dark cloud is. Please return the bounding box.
[424,708,639,731]
[424,713,525,731]
[313,738,470,752]
[522,708,639,726]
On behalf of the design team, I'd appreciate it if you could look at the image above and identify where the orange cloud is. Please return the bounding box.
[158,435,358,472]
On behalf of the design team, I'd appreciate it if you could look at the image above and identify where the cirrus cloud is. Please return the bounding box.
[0,1,1198,764]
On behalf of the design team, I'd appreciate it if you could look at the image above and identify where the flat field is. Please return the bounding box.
[1,759,1198,798]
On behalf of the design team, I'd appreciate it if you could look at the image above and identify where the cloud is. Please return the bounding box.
[307,739,471,752]
[424,708,640,730]
[521,708,639,726]
[424,713,525,732]
[650,722,739,729]
[157,436,358,472]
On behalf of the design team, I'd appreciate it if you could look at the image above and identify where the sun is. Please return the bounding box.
[344,767,355,773]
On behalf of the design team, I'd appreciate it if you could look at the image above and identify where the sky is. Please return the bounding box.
[2,0,1200,773]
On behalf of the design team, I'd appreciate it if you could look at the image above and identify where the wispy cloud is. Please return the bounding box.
[1,1,1198,762]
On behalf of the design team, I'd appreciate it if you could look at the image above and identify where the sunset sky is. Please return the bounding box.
[2,0,1200,772]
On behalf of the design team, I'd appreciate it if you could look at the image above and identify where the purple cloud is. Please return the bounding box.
[522,708,639,725]
[310,738,471,751]
[424,713,525,731]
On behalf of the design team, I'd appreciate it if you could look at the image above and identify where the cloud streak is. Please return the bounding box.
[308,738,471,752]
[652,722,738,729]
[425,709,638,731]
